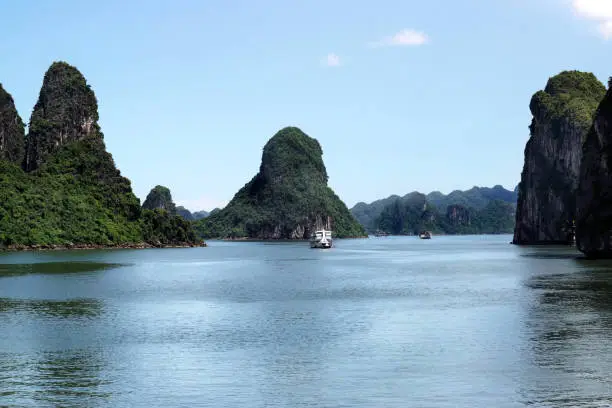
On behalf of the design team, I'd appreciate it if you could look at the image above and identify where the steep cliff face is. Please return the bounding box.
[24,61,100,172]
[0,84,25,163]
[142,185,177,215]
[513,71,606,244]
[576,82,612,257]
[195,127,366,239]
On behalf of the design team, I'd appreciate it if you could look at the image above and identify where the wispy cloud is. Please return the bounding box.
[324,53,341,67]
[368,29,429,47]
[572,0,612,39]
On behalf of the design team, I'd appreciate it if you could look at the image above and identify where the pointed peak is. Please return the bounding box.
[24,62,101,171]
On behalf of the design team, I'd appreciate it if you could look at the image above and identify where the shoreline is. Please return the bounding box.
[0,241,207,252]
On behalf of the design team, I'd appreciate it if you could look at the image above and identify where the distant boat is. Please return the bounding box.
[374,231,389,237]
[419,231,432,239]
[310,229,332,248]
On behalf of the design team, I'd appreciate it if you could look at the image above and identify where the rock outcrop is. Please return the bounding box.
[0,61,203,248]
[24,61,100,172]
[576,80,612,257]
[513,71,606,244]
[142,185,177,215]
[0,83,25,163]
[195,127,366,239]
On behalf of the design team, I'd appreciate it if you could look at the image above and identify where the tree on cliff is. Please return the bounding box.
[194,127,366,239]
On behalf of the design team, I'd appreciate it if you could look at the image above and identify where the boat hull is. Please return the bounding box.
[310,240,332,249]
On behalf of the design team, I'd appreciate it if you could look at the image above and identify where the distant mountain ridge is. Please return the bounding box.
[175,207,220,221]
[351,185,518,234]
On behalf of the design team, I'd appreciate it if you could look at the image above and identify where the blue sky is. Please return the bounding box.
[0,0,611,211]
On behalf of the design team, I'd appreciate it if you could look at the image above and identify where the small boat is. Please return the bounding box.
[310,229,332,248]
[419,231,432,239]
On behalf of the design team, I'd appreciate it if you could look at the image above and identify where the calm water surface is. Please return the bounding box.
[0,235,611,407]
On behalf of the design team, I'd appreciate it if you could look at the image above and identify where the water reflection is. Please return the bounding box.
[0,349,112,407]
[0,261,124,278]
[256,257,332,407]
[521,260,612,406]
[0,297,103,318]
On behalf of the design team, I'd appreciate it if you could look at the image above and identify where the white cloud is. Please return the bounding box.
[324,53,341,67]
[598,19,612,38]
[368,29,429,47]
[573,0,612,19]
[572,0,612,39]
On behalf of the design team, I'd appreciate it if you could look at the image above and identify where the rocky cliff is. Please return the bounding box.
[513,71,606,244]
[0,84,25,164]
[142,185,177,215]
[24,62,101,172]
[0,61,203,248]
[576,80,612,257]
[195,127,366,239]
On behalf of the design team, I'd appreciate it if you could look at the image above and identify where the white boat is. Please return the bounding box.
[310,229,332,248]
[419,231,432,239]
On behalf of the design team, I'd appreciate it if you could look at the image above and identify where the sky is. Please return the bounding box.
[0,0,611,211]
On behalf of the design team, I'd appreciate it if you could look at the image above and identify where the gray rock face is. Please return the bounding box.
[24,61,100,172]
[513,71,606,244]
[142,185,177,215]
[0,84,25,164]
[576,84,612,257]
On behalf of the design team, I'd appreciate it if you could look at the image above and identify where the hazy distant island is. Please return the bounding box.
[0,61,204,250]
[194,127,366,240]
[176,207,217,221]
[350,185,518,236]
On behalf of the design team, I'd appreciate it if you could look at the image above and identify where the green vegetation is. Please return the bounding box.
[141,208,199,246]
[374,195,515,235]
[352,185,517,234]
[0,61,202,248]
[195,127,366,239]
[530,71,606,139]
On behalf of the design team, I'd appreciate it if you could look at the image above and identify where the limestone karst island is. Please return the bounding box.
[0,62,203,249]
[2,63,612,258]
[3,2,612,407]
